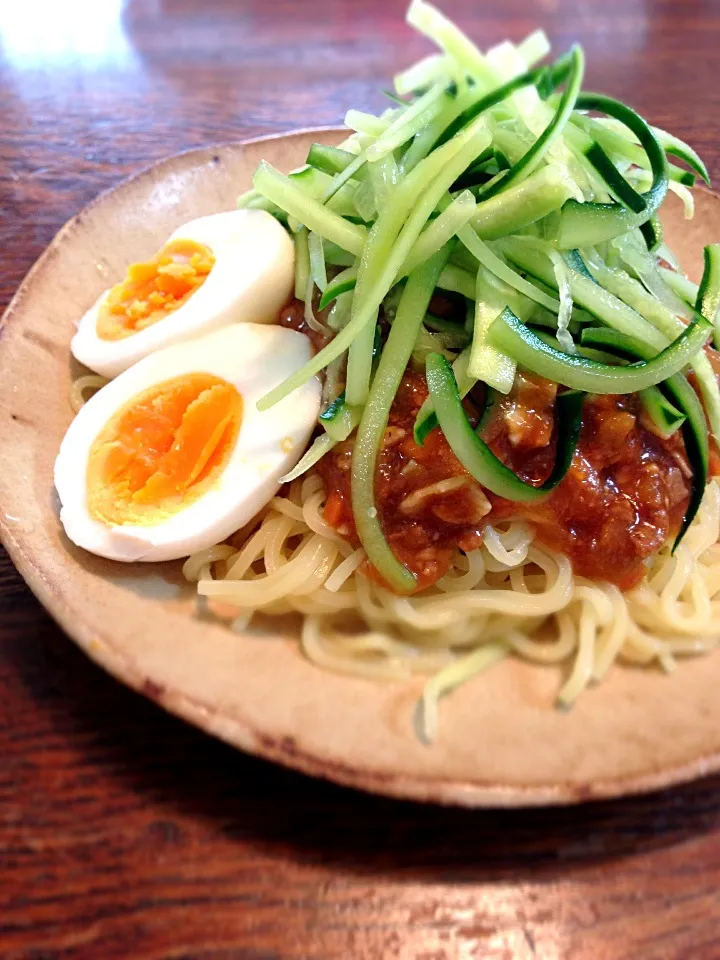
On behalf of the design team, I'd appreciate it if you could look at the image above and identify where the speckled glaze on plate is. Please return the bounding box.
[1,129,719,807]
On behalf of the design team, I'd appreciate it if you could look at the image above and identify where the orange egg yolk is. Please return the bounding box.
[96,238,215,341]
[87,373,242,526]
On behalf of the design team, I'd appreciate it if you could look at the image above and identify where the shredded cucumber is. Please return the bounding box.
[249,0,717,595]
[459,226,561,312]
[489,307,711,394]
[351,246,452,593]
[394,52,451,96]
[280,433,336,483]
[697,244,720,348]
[399,190,476,275]
[407,0,499,90]
[413,347,474,444]
[294,227,311,301]
[367,82,449,161]
[468,263,517,391]
[437,263,475,299]
[516,29,551,67]
[254,162,367,254]
[307,232,327,292]
[659,267,699,306]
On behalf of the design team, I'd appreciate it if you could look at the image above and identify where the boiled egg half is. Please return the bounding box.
[71,209,294,378]
[55,324,319,562]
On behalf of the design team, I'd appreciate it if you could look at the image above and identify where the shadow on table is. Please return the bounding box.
[12,602,720,885]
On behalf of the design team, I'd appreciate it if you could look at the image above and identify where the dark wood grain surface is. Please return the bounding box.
[2,1,720,957]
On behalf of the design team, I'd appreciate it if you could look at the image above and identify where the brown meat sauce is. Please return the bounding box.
[316,370,697,592]
[278,295,709,593]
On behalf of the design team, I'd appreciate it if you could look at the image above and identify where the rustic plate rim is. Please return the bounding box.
[2,130,720,808]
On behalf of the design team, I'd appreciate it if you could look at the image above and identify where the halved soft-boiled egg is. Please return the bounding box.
[71,209,294,378]
[55,324,320,562]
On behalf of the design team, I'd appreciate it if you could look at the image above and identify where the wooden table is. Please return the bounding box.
[2,1,720,957]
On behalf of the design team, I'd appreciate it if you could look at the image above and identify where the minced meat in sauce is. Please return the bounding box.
[316,369,696,592]
[280,296,708,593]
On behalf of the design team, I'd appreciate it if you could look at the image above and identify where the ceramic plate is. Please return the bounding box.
[2,129,719,807]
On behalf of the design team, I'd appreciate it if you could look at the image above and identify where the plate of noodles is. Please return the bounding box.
[2,0,720,806]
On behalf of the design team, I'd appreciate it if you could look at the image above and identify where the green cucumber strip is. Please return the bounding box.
[489,306,711,393]
[321,150,370,205]
[661,136,711,185]
[579,249,720,440]
[438,263,475,299]
[600,119,713,184]
[667,178,695,219]
[659,267,699,306]
[612,235,691,317]
[426,352,585,500]
[471,164,578,239]
[330,89,453,205]
[563,248,595,282]
[412,327,456,365]
[433,61,551,149]
[399,190,475,276]
[585,141,646,213]
[498,237,666,348]
[306,144,368,181]
[393,52,450,96]
[287,164,359,216]
[344,109,390,137]
[352,176,377,222]
[517,29,551,67]
[257,121,491,412]
[631,169,695,219]
[494,148,511,171]
[345,123,492,406]
[345,311,379,407]
[368,152,400,210]
[253,162,367,255]
[529,327,620,363]
[469,263,517,391]
[294,227,311,302]
[398,86,478,174]
[327,290,353,331]
[279,432,336,484]
[323,242,356,267]
[569,115,696,186]
[476,45,585,202]
[580,250,685,339]
[580,326,709,546]
[367,82,449,161]
[476,383,502,435]
[514,237,575,351]
[639,215,663,252]
[407,0,500,89]
[318,265,359,310]
[351,247,451,594]
[307,231,327,292]
[479,262,538,323]
[696,244,720,347]
[458,225,561,312]
[554,93,669,248]
[413,348,474,445]
[450,145,494,189]
[318,392,361,442]
[639,386,686,439]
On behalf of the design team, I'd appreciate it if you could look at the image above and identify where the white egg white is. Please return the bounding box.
[55,325,320,562]
[71,209,294,378]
